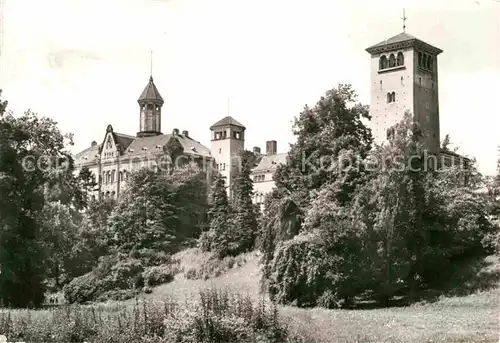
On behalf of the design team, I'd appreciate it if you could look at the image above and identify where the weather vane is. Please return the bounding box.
[402,9,407,32]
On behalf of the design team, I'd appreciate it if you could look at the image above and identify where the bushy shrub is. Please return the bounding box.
[63,257,145,304]
[267,230,361,308]
[142,264,178,287]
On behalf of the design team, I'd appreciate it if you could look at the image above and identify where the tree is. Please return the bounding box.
[231,150,258,254]
[108,163,208,257]
[200,175,233,257]
[259,84,373,287]
[266,110,496,308]
[0,93,77,307]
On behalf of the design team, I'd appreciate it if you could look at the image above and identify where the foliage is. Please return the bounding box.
[63,255,145,304]
[0,288,299,343]
[201,150,259,259]
[265,109,497,308]
[231,150,259,254]
[184,254,248,280]
[108,164,208,255]
[200,175,234,257]
[0,92,82,307]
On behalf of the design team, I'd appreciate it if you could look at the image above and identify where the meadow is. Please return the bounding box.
[0,248,498,342]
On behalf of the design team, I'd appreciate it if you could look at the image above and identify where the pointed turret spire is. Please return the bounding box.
[138,76,164,104]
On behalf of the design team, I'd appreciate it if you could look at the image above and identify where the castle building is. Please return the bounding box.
[73,74,283,203]
[74,27,468,204]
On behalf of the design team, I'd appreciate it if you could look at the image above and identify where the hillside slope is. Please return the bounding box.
[132,248,500,343]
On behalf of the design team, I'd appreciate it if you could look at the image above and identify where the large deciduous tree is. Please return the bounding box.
[0,91,79,307]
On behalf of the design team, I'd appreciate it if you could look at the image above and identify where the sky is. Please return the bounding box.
[1,0,499,174]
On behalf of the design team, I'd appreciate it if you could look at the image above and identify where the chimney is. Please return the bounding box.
[172,128,179,136]
[266,140,277,155]
[253,146,261,154]
[91,140,97,147]
[182,130,189,137]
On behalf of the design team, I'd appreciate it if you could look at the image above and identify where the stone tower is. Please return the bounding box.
[210,116,245,198]
[137,76,164,137]
[366,32,442,154]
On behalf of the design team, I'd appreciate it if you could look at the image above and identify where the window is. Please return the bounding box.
[391,92,396,102]
[387,93,392,103]
[111,170,115,183]
[418,52,423,67]
[379,55,388,70]
[396,52,404,66]
[219,148,222,154]
[389,54,396,68]
[233,131,241,139]
[119,171,123,181]
[419,77,422,86]
[223,163,226,171]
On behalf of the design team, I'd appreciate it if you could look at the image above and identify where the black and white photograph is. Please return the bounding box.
[0,0,499,342]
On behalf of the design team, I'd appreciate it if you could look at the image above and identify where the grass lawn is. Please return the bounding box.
[128,248,500,343]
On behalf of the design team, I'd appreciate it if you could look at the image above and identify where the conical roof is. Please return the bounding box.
[138,76,164,104]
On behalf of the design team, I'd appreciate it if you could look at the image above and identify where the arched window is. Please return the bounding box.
[391,92,396,102]
[427,56,432,70]
[397,52,404,66]
[123,170,127,180]
[111,170,115,183]
[387,93,392,103]
[379,55,388,70]
[418,52,423,67]
[119,171,123,182]
[389,54,396,68]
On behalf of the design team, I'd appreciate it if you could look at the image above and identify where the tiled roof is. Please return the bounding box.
[138,76,164,103]
[366,32,442,55]
[251,153,287,173]
[123,133,211,158]
[367,32,416,49]
[74,132,212,167]
[73,144,100,166]
[210,116,246,130]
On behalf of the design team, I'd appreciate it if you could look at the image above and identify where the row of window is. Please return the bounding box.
[214,131,241,140]
[102,170,128,184]
[379,52,404,70]
[418,52,433,71]
[253,174,265,182]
